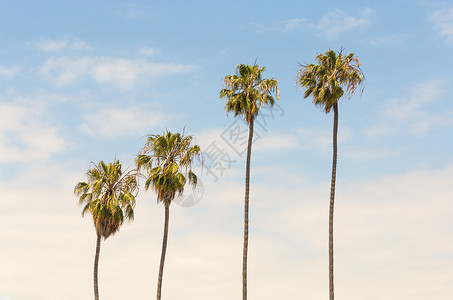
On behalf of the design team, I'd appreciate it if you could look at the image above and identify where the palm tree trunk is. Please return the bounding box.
[243,117,254,300]
[157,203,170,300]
[94,232,101,300]
[329,103,338,300]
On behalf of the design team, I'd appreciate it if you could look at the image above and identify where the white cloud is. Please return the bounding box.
[342,145,396,160]
[116,3,153,20]
[0,65,21,78]
[384,80,444,121]
[194,127,225,149]
[80,105,172,138]
[295,126,396,161]
[251,21,267,34]
[35,37,91,52]
[298,126,352,151]
[273,8,373,39]
[70,38,91,51]
[36,39,66,52]
[40,56,198,89]
[429,6,453,43]
[140,47,161,56]
[80,105,167,138]
[40,56,93,86]
[368,34,412,47]
[0,100,66,163]
[92,59,144,88]
[365,79,448,137]
[363,123,393,138]
[253,132,299,151]
[316,8,373,40]
[277,18,307,32]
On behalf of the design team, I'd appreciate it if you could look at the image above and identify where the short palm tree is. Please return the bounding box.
[296,49,364,300]
[136,130,201,300]
[74,160,138,300]
[219,63,279,300]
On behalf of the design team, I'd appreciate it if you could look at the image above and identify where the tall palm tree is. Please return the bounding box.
[296,49,364,300]
[136,130,201,300]
[219,63,279,300]
[74,160,138,300]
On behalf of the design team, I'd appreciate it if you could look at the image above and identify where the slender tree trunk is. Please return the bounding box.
[329,103,339,300]
[243,117,254,300]
[157,203,170,300]
[93,232,101,300]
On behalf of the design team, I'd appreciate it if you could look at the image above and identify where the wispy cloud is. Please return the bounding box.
[253,132,299,151]
[263,8,373,40]
[364,79,449,138]
[384,80,444,122]
[140,47,161,56]
[79,105,167,138]
[368,34,411,47]
[0,65,21,78]
[40,56,199,89]
[277,18,307,32]
[298,126,352,151]
[0,96,66,163]
[316,8,373,40]
[429,5,453,43]
[34,37,91,52]
[116,3,153,20]
[342,145,396,160]
[296,126,396,161]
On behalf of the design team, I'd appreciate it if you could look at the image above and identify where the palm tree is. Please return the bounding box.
[219,63,279,300]
[296,49,364,300]
[74,160,138,300]
[136,130,201,300]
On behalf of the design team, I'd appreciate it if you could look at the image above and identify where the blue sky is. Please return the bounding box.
[1,1,453,299]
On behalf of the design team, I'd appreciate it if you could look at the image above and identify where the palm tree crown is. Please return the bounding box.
[220,63,279,123]
[136,130,201,205]
[74,160,138,239]
[297,49,364,113]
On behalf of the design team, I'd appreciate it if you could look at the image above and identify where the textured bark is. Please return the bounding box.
[329,103,338,300]
[243,118,254,300]
[93,233,101,300]
[156,204,170,300]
